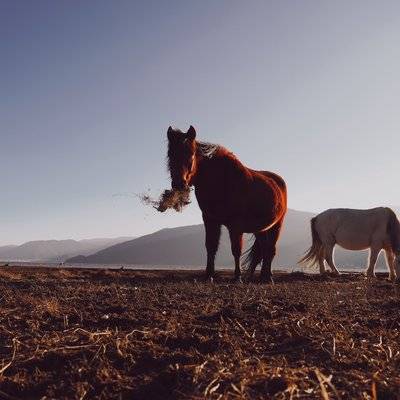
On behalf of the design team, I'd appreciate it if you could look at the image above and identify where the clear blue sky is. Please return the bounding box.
[1,0,400,245]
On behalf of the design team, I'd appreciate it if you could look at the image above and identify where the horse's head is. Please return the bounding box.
[167,125,197,190]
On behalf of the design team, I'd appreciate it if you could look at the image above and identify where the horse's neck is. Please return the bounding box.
[194,147,246,184]
[196,146,227,169]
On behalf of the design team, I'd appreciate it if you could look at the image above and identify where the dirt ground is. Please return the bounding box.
[0,267,399,399]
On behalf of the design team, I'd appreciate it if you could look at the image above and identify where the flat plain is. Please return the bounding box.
[0,267,399,399]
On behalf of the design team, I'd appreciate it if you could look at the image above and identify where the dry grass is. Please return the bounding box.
[0,267,399,399]
[139,188,191,212]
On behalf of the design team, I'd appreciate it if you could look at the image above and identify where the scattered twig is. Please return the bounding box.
[0,338,18,376]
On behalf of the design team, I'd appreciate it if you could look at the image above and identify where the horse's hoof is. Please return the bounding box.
[394,277,400,285]
[388,275,396,282]
[243,271,254,281]
[205,275,214,283]
[233,276,243,284]
[260,275,274,284]
[364,271,376,278]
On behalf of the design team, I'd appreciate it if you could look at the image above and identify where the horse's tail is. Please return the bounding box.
[299,217,323,266]
[242,235,263,270]
[386,208,400,253]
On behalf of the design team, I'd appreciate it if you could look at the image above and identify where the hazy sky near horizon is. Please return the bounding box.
[1,0,400,245]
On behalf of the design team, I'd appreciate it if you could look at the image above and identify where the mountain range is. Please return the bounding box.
[2,207,393,270]
[0,237,132,262]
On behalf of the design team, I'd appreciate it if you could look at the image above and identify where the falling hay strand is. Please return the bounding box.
[139,188,191,212]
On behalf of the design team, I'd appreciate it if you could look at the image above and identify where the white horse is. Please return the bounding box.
[300,207,400,281]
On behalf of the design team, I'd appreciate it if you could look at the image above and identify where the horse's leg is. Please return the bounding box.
[228,228,243,282]
[260,220,284,283]
[384,248,396,281]
[204,218,221,279]
[324,244,340,275]
[318,254,327,275]
[366,246,380,278]
[394,256,400,283]
[247,258,257,276]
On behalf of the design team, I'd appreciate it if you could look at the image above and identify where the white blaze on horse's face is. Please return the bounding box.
[167,126,197,190]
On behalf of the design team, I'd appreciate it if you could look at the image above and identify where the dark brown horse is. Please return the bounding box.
[167,126,287,282]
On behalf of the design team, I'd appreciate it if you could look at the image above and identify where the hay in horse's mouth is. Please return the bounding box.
[139,188,191,212]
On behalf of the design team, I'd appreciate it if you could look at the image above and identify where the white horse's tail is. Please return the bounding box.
[299,217,324,266]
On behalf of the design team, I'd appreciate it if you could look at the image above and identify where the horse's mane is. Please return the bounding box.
[197,141,248,175]
[196,141,220,159]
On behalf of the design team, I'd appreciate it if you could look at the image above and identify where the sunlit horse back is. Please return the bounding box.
[166,125,287,282]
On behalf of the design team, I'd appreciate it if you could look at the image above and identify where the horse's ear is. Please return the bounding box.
[187,125,196,141]
[167,126,174,141]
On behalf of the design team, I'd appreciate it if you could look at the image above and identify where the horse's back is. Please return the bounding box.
[315,207,394,249]
[257,170,287,194]
[318,207,391,223]
[252,170,287,200]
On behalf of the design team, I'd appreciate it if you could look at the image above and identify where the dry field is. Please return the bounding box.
[0,267,399,399]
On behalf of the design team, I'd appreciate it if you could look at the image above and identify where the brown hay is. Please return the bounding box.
[139,188,191,212]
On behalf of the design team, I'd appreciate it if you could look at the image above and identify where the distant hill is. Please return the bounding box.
[0,245,17,252]
[0,237,133,262]
[67,208,393,270]
[67,209,315,268]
